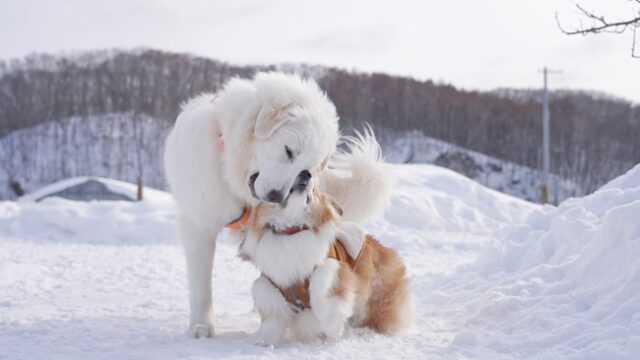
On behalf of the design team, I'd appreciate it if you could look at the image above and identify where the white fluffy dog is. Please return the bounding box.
[164,72,393,338]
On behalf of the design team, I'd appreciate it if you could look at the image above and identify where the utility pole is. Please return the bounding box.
[540,67,561,204]
[541,67,550,204]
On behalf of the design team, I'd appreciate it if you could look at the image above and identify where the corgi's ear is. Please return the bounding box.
[254,104,290,139]
[335,222,365,259]
[330,198,343,217]
[319,154,331,172]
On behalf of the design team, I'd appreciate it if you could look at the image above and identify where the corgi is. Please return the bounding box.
[237,184,413,346]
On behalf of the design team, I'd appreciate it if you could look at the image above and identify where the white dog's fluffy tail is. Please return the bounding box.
[318,127,395,224]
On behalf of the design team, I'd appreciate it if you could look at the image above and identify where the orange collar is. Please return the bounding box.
[225,207,251,229]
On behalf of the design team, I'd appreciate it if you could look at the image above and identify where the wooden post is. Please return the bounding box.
[137,178,144,201]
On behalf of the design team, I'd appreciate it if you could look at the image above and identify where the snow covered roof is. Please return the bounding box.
[20,176,170,203]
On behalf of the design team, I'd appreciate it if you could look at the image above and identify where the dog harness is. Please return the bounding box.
[266,238,366,312]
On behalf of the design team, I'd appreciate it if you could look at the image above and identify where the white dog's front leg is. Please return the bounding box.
[307,259,355,339]
[179,217,218,338]
[252,275,292,346]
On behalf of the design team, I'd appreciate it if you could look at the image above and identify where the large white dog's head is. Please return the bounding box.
[218,72,339,205]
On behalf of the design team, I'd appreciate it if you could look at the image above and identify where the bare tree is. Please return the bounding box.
[556,1,640,58]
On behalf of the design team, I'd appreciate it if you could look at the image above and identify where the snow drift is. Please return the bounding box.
[0,163,638,359]
[458,163,640,358]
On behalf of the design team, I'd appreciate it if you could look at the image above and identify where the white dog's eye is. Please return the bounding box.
[285,146,294,161]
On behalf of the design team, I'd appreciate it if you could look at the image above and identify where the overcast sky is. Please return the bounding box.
[1,0,638,102]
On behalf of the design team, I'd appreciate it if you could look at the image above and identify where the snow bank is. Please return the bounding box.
[436,164,640,358]
[2,196,174,247]
[386,165,538,232]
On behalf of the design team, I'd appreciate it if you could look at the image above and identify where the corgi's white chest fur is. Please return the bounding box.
[242,224,336,287]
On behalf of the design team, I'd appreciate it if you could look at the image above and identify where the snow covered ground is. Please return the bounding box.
[1,163,638,359]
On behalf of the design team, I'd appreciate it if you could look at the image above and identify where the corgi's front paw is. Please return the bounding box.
[255,329,282,347]
[255,318,286,347]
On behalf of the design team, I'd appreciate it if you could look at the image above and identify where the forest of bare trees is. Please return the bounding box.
[0,49,638,197]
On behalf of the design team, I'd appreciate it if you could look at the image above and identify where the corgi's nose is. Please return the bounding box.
[297,170,311,183]
[266,190,284,203]
[291,170,312,193]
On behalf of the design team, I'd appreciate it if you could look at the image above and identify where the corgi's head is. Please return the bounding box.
[240,182,344,287]
[250,183,343,238]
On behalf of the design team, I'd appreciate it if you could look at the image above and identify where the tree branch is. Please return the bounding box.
[556,4,640,35]
[633,22,639,57]
[556,1,640,58]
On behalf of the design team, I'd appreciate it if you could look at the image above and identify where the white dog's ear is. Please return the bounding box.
[254,104,289,139]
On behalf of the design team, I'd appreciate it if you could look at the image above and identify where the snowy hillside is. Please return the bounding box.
[1,163,639,359]
[1,114,575,203]
[382,130,577,203]
[0,114,169,200]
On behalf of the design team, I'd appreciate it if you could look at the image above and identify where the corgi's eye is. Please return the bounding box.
[285,146,294,161]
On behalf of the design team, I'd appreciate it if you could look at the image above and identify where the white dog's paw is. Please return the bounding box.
[188,323,215,338]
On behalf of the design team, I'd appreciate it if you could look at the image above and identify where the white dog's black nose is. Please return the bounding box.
[249,172,259,200]
[267,190,284,203]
